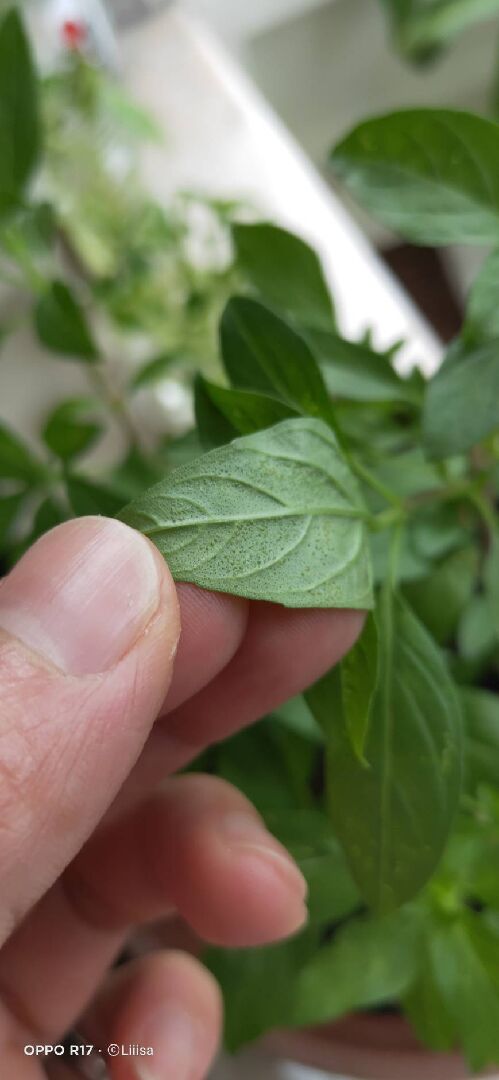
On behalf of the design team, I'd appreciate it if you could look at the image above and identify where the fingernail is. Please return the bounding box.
[220,812,308,902]
[135,1006,198,1080]
[0,517,161,675]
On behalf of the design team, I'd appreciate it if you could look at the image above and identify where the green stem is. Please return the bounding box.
[466,487,497,534]
[370,506,406,532]
[388,523,404,591]
[350,458,403,509]
[87,364,142,452]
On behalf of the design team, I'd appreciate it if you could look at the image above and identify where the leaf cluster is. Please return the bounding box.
[201,109,499,1070]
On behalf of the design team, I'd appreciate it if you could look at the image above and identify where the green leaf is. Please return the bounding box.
[215,724,313,814]
[266,809,360,925]
[387,0,499,58]
[430,915,499,1072]
[9,496,68,565]
[194,375,238,449]
[110,447,166,500]
[29,496,67,545]
[483,530,499,640]
[306,329,422,406]
[0,9,39,214]
[272,694,323,743]
[0,421,44,484]
[331,109,499,245]
[403,547,477,645]
[461,688,499,793]
[207,942,295,1051]
[458,595,496,661]
[443,814,499,909]
[119,419,373,609]
[130,352,176,389]
[35,282,98,362]
[313,588,463,911]
[42,399,102,463]
[195,374,298,449]
[423,336,499,457]
[0,490,24,546]
[206,928,317,1052]
[403,948,456,1053]
[370,526,430,585]
[232,222,335,330]
[341,612,378,760]
[305,664,343,740]
[464,248,499,344]
[220,297,336,428]
[293,908,422,1026]
[66,475,124,517]
[409,503,471,562]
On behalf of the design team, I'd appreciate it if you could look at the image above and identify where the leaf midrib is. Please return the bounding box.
[144,504,368,535]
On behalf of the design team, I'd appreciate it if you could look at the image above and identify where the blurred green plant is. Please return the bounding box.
[0,6,241,561]
[380,0,499,112]
[380,0,499,60]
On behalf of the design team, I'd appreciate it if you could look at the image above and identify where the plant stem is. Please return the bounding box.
[388,523,404,590]
[87,363,142,452]
[370,506,406,532]
[350,457,403,509]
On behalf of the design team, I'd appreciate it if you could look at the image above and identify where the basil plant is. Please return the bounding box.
[1,7,499,1073]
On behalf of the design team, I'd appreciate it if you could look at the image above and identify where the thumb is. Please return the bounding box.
[0,516,179,944]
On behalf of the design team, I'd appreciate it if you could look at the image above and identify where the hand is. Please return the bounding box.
[0,516,362,1079]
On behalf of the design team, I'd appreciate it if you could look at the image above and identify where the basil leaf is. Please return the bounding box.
[464,247,499,344]
[313,589,463,911]
[423,336,499,457]
[194,375,237,449]
[130,352,176,389]
[340,612,378,761]
[483,530,499,640]
[305,664,342,740]
[0,421,45,484]
[0,491,24,547]
[66,476,124,517]
[403,947,456,1053]
[403,547,477,645]
[293,908,422,1026]
[265,809,360,924]
[109,447,166,501]
[461,688,499,793]
[119,419,373,609]
[385,0,499,58]
[0,9,39,214]
[458,595,496,662]
[271,695,323,743]
[220,297,336,427]
[195,374,297,449]
[43,399,102,463]
[29,497,67,545]
[215,724,314,814]
[306,329,422,406]
[409,503,471,561]
[35,281,98,362]
[430,914,499,1072]
[206,928,317,1052]
[232,222,335,330]
[331,109,499,245]
[370,526,430,585]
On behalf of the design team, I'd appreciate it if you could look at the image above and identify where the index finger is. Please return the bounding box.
[118,590,364,805]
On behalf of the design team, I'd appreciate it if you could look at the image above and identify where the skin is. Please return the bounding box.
[0,516,363,1079]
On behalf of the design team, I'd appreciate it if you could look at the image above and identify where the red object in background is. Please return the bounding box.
[61,19,87,50]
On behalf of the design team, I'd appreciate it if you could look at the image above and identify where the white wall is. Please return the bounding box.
[181,0,330,43]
